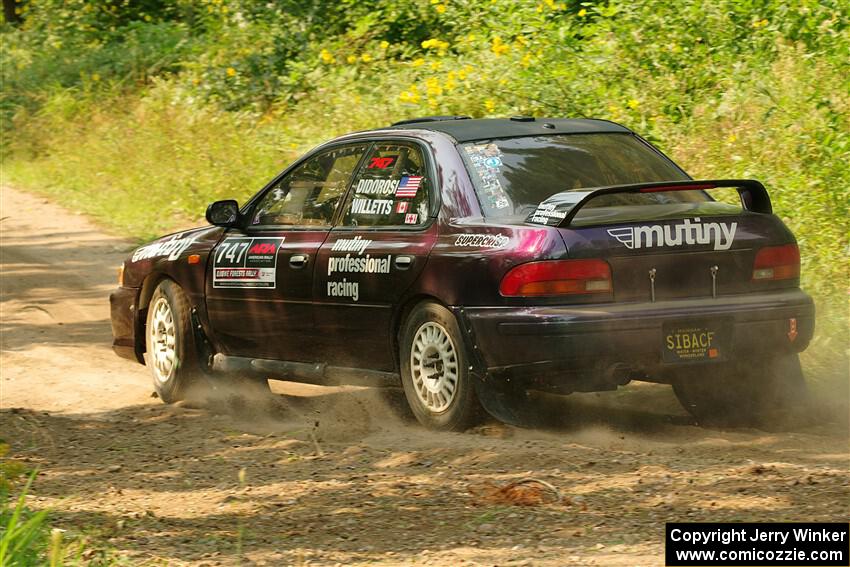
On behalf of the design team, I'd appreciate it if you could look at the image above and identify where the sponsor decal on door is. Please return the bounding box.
[213,237,284,288]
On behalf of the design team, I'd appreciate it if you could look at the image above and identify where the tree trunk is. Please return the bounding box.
[2,0,22,25]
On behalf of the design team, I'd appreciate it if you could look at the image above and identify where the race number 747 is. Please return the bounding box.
[216,240,250,265]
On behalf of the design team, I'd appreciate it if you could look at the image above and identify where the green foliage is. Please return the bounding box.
[0,459,118,566]
[2,0,848,382]
[0,470,49,566]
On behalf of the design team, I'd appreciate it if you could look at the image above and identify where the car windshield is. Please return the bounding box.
[461,133,722,223]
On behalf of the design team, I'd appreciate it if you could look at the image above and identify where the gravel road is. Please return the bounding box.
[1,186,847,566]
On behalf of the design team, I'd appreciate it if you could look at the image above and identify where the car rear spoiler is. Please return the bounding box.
[525,179,772,228]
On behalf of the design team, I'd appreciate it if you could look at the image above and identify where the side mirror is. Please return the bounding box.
[206,200,240,227]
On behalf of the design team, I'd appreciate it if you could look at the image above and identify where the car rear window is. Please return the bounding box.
[461,133,721,222]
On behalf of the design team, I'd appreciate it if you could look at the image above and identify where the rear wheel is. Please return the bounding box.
[671,353,808,426]
[399,302,482,431]
[145,280,201,403]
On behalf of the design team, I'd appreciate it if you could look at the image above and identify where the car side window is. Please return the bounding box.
[250,144,368,227]
[340,142,431,228]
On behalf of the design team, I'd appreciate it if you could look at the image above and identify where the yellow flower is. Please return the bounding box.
[627,98,639,109]
[521,53,533,67]
[361,53,372,63]
[457,65,474,81]
[347,55,357,64]
[485,99,496,113]
[380,40,390,49]
[491,37,509,56]
[320,49,335,64]
[426,77,443,97]
[428,97,439,109]
[536,3,544,13]
[91,73,101,82]
[445,78,457,91]
[412,58,425,67]
[578,8,587,17]
[435,4,446,13]
[430,61,442,70]
[422,39,450,51]
[399,90,421,103]
[226,67,236,77]
[726,133,737,143]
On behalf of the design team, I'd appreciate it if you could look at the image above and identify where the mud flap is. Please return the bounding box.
[190,307,222,388]
[189,308,273,403]
[455,308,540,427]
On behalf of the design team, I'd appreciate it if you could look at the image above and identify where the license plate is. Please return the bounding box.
[662,322,726,363]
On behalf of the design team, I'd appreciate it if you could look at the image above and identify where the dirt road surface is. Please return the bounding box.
[1,186,848,566]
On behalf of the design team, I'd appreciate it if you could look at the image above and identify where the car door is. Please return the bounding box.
[205,143,369,361]
[313,140,439,371]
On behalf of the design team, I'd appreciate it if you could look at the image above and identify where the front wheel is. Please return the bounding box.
[145,279,201,403]
[671,353,808,426]
[399,302,482,431]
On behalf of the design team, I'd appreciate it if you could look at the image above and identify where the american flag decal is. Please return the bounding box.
[395,176,422,198]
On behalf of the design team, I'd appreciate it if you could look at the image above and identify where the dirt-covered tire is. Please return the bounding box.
[671,353,808,426]
[399,301,482,431]
[145,279,201,403]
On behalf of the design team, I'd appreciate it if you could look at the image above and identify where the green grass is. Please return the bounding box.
[2,0,848,394]
[0,447,126,566]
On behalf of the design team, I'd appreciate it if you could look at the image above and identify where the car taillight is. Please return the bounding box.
[752,244,800,281]
[500,259,612,297]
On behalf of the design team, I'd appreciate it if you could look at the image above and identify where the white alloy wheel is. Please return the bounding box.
[149,296,177,382]
[410,321,459,413]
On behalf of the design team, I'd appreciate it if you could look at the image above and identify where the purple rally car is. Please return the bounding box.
[110,116,814,430]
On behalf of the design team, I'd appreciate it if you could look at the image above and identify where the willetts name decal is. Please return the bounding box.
[213,237,283,288]
[607,218,737,251]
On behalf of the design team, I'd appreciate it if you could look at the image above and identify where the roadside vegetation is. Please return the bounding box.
[2,0,847,389]
[1,443,62,565]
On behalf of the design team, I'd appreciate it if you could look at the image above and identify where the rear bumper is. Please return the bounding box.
[457,289,814,385]
[109,286,143,363]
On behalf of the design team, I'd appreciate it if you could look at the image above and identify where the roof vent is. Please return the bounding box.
[391,115,472,127]
[510,116,535,122]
